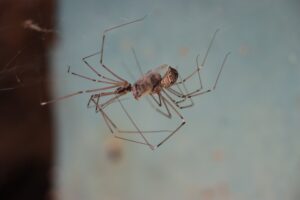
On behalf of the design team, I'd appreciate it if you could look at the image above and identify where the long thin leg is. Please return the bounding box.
[100,16,146,82]
[166,72,194,108]
[87,94,129,111]
[178,56,205,96]
[103,89,185,149]
[173,54,203,96]
[155,93,186,148]
[40,84,120,106]
[162,88,196,110]
[117,97,154,150]
[91,96,162,150]
[174,51,230,98]
[161,89,182,108]
[118,130,172,134]
[82,52,121,83]
[131,47,144,75]
[174,29,219,98]
[67,66,121,85]
[84,91,126,113]
[149,93,172,118]
[96,102,118,134]
[176,29,219,86]
[89,94,152,139]
[114,136,150,146]
[185,52,231,98]
[92,97,172,135]
[98,93,124,109]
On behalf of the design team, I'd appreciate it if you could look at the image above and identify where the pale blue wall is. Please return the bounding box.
[52,0,300,199]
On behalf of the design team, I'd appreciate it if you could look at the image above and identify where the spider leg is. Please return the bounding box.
[40,84,120,106]
[90,95,156,150]
[160,89,184,109]
[116,97,154,150]
[165,71,195,109]
[147,93,172,118]
[108,89,185,149]
[174,29,219,96]
[174,29,230,99]
[131,47,143,75]
[90,93,129,134]
[99,16,146,82]
[155,92,186,148]
[185,52,230,98]
[93,96,172,142]
[82,52,121,83]
[87,94,129,111]
[67,66,122,85]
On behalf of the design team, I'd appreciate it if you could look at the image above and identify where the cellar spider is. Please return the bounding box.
[41,16,230,150]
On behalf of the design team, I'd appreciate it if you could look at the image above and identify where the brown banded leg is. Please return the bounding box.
[82,52,121,83]
[88,94,124,111]
[91,94,174,149]
[67,66,121,109]
[40,83,121,106]
[87,94,129,111]
[67,65,121,85]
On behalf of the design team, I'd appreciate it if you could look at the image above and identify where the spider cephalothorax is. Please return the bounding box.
[114,82,132,95]
[160,66,178,88]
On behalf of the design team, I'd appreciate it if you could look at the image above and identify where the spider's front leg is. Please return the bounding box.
[173,29,230,100]
[99,16,146,82]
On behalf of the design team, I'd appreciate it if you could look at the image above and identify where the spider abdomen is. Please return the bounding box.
[132,72,162,99]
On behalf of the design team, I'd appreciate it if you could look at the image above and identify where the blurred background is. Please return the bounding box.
[1,0,300,200]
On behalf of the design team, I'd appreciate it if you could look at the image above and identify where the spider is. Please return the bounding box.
[41,16,230,150]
